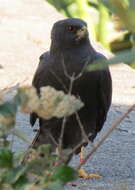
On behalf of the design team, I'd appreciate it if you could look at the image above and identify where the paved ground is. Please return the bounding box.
[1,0,135,189]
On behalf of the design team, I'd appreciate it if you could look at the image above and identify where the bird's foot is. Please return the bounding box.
[78,168,102,179]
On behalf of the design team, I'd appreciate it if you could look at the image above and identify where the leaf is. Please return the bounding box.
[12,129,32,144]
[0,148,13,168]
[4,165,27,184]
[87,50,135,71]
[0,102,17,116]
[101,0,135,32]
[52,164,77,183]
[12,175,28,190]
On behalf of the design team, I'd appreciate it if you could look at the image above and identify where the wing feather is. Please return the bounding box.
[30,51,50,126]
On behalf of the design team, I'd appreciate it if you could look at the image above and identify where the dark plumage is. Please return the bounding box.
[30,18,112,154]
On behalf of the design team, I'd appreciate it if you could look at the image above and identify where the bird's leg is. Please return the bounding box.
[78,146,102,179]
[53,147,59,166]
[80,146,85,163]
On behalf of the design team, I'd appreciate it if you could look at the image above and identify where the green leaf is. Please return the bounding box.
[4,165,27,184]
[87,50,135,71]
[0,148,13,168]
[46,181,64,190]
[101,0,135,32]
[12,175,28,190]
[12,129,32,144]
[52,164,77,183]
[0,102,17,116]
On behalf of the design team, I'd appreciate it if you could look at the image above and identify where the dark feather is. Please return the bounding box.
[30,18,112,154]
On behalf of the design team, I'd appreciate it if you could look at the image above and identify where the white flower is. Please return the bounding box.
[20,86,40,113]
[37,86,84,119]
[54,94,84,118]
[37,86,64,119]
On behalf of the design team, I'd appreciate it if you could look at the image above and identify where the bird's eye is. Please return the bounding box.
[67,25,76,32]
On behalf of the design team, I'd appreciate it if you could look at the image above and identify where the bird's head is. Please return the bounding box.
[51,18,89,49]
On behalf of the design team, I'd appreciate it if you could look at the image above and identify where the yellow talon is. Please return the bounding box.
[88,173,102,179]
[78,168,102,179]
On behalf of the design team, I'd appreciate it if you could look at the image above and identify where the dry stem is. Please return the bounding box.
[59,117,67,155]
[76,104,135,170]
[75,112,91,144]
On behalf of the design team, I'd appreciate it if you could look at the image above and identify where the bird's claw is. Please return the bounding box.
[78,168,102,179]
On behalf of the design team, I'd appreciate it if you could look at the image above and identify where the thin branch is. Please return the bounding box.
[50,70,68,93]
[0,77,29,93]
[69,133,93,155]
[75,112,91,144]
[61,56,71,79]
[58,55,92,161]
[48,132,58,146]
[61,54,88,81]
[68,73,75,94]
[56,133,93,165]
[76,104,135,170]
[80,56,90,74]
[58,117,67,156]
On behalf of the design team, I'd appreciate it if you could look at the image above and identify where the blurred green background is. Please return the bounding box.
[45,0,135,69]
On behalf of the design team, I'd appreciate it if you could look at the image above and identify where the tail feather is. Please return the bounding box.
[30,112,38,127]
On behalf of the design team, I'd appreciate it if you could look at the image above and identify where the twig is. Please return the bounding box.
[48,132,58,146]
[56,133,93,165]
[69,133,93,155]
[68,73,75,94]
[58,55,91,161]
[76,103,135,170]
[50,70,68,93]
[61,54,89,81]
[75,112,91,144]
[62,58,71,80]
[58,117,67,156]
[0,82,19,93]
[0,78,29,92]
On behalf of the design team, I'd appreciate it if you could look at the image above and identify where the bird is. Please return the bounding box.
[30,18,112,177]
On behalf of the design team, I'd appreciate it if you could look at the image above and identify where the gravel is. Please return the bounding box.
[1,0,135,189]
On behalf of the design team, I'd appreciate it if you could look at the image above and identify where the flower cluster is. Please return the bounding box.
[38,86,65,119]
[20,86,84,119]
[54,94,84,118]
[19,86,40,113]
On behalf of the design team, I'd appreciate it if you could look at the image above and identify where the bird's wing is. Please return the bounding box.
[30,51,50,127]
[95,53,112,133]
[32,51,50,91]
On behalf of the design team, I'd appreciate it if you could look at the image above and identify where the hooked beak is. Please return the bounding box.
[76,26,88,41]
